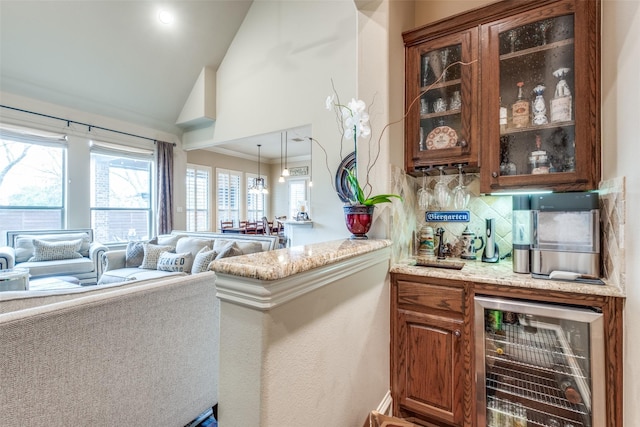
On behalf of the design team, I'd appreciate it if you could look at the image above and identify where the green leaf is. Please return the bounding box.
[345,168,402,206]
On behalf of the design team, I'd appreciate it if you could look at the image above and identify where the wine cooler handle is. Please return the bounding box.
[454,329,461,338]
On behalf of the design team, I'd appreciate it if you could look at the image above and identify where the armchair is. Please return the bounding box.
[0,229,108,285]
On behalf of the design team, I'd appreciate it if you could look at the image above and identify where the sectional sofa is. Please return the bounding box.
[0,272,219,426]
[98,230,278,285]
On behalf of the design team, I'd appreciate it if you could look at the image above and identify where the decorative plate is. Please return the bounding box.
[335,151,356,203]
[426,126,458,150]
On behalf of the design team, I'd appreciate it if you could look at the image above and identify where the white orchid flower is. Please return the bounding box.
[325,94,335,110]
[342,99,370,139]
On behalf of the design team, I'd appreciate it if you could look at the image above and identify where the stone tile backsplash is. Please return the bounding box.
[391,166,626,289]
[392,168,514,260]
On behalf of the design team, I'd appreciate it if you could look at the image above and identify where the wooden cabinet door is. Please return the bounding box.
[404,28,479,175]
[395,309,464,426]
[479,0,600,193]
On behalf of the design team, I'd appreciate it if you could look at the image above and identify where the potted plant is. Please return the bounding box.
[322,90,402,239]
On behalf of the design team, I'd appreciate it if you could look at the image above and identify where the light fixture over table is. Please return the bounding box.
[249,144,268,194]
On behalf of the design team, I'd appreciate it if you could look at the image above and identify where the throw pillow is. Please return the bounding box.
[191,246,218,273]
[235,242,263,254]
[28,238,83,262]
[157,251,194,273]
[215,241,243,260]
[157,233,185,248]
[125,237,158,268]
[139,243,174,270]
[176,237,214,259]
[14,232,90,263]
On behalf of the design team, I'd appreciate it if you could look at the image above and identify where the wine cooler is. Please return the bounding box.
[474,297,605,427]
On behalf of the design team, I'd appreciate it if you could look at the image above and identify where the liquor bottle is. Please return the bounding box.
[550,67,573,122]
[511,82,530,128]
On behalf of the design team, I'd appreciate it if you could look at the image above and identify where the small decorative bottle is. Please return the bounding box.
[550,67,573,122]
[528,134,550,174]
[499,96,508,132]
[531,84,548,125]
[511,82,530,128]
[420,98,429,114]
[449,90,461,111]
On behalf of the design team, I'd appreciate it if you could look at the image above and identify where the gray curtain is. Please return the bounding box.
[156,140,174,235]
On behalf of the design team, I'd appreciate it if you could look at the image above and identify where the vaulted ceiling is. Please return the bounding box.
[0,0,252,136]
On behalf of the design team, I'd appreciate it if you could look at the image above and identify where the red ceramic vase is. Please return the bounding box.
[343,205,375,239]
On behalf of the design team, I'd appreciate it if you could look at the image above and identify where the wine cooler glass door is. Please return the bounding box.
[474,296,604,427]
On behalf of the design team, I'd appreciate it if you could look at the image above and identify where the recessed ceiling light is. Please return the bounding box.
[158,9,174,25]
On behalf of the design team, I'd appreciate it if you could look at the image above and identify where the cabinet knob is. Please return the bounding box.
[459,140,468,148]
[454,329,461,338]
[492,171,498,178]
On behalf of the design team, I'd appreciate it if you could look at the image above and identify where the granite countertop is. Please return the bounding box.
[210,239,392,281]
[391,257,625,298]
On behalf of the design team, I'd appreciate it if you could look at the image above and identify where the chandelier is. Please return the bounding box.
[249,144,268,194]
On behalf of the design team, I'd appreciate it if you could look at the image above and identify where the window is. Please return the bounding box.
[246,173,267,221]
[186,164,211,232]
[288,178,309,218]
[90,142,153,244]
[217,168,241,227]
[0,125,67,245]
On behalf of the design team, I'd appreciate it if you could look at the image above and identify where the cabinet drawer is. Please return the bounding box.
[396,281,464,314]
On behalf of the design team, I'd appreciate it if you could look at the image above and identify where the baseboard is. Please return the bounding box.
[376,390,393,416]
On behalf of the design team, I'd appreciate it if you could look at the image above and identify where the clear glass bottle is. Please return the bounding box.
[499,96,508,132]
[512,81,530,128]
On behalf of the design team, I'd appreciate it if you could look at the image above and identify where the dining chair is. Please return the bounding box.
[261,217,272,235]
[274,216,287,247]
[244,221,258,234]
[220,220,234,230]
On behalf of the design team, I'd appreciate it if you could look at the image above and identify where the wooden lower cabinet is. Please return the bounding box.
[391,276,469,426]
[390,273,624,427]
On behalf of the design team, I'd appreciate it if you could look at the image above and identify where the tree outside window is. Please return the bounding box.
[0,137,65,245]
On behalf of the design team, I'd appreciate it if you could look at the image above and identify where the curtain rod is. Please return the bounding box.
[0,104,176,146]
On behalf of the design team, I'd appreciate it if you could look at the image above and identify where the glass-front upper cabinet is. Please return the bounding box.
[404,29,478,175]
[480,0,600,193]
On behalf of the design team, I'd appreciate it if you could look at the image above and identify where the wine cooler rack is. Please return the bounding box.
[485,323,591,427]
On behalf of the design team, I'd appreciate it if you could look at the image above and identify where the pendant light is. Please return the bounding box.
[249,144,268,194]
[278,132,285,183]
[282,131,290,177]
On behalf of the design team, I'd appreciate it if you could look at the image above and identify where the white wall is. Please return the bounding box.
[183,1,365,243]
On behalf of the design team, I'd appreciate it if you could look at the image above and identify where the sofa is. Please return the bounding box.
[0,229,108,285]
[0,272,219,426]
[98,230,278,285]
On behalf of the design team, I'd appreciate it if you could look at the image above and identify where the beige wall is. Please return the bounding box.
[601,1,640,425]
[187,149,310,226]
[218,250,391,426]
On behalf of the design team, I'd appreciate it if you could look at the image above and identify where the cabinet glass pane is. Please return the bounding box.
[418,44,462,152]
[498,15,576,176]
